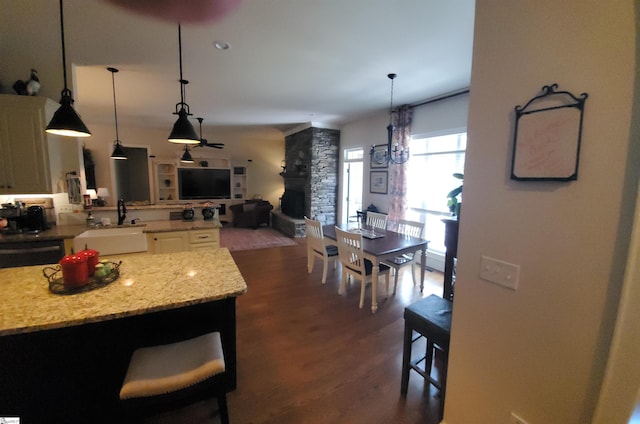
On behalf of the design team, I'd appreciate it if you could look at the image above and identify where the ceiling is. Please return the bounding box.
[2,0,475,138]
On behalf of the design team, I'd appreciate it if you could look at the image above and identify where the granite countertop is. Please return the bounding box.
[0,249,247,336]
[0,219,222,243]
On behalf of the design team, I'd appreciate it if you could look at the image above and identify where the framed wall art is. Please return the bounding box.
[370,144,389,169]
[370,170,388,194]
[511,83,589,181]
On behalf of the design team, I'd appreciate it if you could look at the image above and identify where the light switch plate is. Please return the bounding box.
[479,255,519,290]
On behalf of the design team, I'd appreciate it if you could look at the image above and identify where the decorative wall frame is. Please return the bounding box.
[511,83,588,181]
[370,144,389,169]
[370,170,388,194]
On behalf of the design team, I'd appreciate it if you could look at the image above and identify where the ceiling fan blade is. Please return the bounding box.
[206,144,224,149]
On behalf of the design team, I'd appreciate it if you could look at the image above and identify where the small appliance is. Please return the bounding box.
[25,205,49,232]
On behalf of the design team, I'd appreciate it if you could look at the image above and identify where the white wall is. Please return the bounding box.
[444,2,638,424]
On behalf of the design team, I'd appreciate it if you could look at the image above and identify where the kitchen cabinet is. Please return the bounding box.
[154,160,178,203]
[0,95,83,194]
[188,229,219,251]
[147,228,219,254]
[148,231,188,254]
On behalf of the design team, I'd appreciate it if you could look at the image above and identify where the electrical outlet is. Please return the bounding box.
[509,412,529,424]
[479,255,520,290]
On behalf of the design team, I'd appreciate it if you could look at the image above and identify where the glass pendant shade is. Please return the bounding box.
[111,142,127,160]
[180,146,194,163]
[169,108,199,144]
[46,0,91,138]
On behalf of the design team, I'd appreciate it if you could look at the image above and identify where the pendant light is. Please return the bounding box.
[370,73,409,165]
[180,146,195,163]
[168,24,199,144]
[108,67,127,160]
[46,0,91,138]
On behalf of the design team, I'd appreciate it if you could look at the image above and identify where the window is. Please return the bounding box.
[341,148,364,224]
[406,132,466,255]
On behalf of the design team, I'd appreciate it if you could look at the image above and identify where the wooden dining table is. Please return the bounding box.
[323,224,429,313]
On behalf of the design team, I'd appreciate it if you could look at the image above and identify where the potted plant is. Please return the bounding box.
[446,173,463,217]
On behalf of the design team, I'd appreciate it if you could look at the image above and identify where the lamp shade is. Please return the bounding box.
[180,146,194,163]
[97,187,110,198]
[111,142,127,159]
[46,94,92,137]
[168,108,199,144]
[86,189,97,200]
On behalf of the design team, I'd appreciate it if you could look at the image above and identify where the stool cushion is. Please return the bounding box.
[120,332,225,400]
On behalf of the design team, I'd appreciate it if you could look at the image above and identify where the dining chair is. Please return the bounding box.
[305,217,339,284]
[383,219,425,293]
[334,226,391,309]
[365,211,388,230]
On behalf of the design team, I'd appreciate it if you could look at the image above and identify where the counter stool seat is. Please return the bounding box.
[401,295,452,420]
[120,331,229,423]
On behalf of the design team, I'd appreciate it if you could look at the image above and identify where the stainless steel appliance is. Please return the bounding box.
[0,239,65,268]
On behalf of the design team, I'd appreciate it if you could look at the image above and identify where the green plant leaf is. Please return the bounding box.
[453,173,464,180]
[447,185,462,198]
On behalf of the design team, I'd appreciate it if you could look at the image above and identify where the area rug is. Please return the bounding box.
[219,226,298,252]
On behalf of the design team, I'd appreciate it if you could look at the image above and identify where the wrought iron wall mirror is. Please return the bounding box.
[511,83,588,181]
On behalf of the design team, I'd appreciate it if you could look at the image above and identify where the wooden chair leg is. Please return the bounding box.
[392,267,400,295]
[359,278,366,309]
[218,393,230,424]
[400,325,412,395]
[322,258,329,284]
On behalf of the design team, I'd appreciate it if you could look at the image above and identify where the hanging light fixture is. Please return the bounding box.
[46,0,91,138]
[180,146,195,163]
[168,24,199,144]
[370,73,409,165]
[107,67,127,160]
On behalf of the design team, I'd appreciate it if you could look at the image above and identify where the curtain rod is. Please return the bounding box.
[410,88,470,109]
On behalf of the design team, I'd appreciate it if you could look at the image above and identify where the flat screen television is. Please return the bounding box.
[178,168,231,200]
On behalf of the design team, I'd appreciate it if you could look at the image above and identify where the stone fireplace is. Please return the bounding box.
[272,126,340,237]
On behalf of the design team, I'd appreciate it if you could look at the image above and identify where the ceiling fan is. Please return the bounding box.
[194,117,224,149]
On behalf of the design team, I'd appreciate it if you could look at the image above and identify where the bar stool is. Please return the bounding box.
[119,331,229,423]
[400,295,452,420]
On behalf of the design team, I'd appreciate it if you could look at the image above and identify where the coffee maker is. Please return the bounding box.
[0,202,26,233]
[25,205,49,232]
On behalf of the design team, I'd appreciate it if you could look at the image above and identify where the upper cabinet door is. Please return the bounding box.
[0,95,82,195]
[0,96,50,193]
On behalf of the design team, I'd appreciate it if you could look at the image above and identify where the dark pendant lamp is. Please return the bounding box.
[168,24,199,144]
[370,73,409,165]
[108,67,127,160]
[180,146,194,163]
[46,0,91,138]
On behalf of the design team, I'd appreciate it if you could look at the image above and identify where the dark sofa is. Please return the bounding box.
[229,200,273,228]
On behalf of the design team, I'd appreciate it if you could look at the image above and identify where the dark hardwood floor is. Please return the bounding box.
[149,240,446,424]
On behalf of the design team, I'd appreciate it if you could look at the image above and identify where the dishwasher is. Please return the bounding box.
[0,239,65,268]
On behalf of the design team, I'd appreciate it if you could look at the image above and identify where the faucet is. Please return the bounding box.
[117,199,127,225]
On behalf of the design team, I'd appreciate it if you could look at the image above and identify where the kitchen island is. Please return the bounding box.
[0,249,247,422]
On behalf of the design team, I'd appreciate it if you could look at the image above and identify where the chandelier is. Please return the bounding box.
[370,73,409,165]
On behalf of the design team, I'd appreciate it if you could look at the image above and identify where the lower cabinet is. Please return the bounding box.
[147,229,219,254]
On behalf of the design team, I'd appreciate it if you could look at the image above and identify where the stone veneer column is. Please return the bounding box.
[283,127,339,225]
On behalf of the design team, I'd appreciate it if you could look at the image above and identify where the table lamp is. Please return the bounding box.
[96,187,110,206]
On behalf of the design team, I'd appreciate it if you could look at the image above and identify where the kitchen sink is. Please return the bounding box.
[73,225,147,255]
